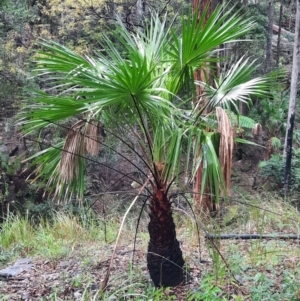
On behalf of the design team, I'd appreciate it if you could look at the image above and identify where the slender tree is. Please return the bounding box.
[276,2,283,67]
[265,0,274,73]
[283,0,300,196]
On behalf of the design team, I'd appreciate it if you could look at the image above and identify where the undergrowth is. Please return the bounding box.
[0,193,300,300]
[0,211,119,263]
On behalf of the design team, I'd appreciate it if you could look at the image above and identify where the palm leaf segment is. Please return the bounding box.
[20,5,275,201]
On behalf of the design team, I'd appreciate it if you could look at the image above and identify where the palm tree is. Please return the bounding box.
[20,6,275,287]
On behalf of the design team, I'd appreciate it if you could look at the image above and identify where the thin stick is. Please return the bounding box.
[100,176,151,292]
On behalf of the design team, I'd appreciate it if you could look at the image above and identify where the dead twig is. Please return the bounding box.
[100,177,151,292]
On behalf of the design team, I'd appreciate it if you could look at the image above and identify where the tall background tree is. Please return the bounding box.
[265,0,274,73]
[283,0,300,196]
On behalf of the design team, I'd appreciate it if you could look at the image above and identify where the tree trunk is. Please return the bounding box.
[265,0,274,73]
[283,0,300,196]
[136,0,145,29]
[147,186,184,287]
[276,2,283,67]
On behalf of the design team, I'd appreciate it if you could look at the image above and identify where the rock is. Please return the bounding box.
[15,258,32,265]
[21,292,30,300]
[0,258,33,278]
[74,291,82,299]
[234,274,244,285]
[58,261,69,268]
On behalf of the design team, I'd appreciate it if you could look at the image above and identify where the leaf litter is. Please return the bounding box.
[0,236,299,300]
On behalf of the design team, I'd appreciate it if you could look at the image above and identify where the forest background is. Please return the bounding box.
[1,0,300,300]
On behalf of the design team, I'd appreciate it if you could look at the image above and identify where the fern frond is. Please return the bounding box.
[229,112,257,129]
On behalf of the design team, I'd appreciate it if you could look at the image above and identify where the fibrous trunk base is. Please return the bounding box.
[147,195,184,287]
[147,239,184,287]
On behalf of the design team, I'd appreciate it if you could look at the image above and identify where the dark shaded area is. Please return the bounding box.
[284,112,295,196]
[147,194,184,287]
[8,146,19,157]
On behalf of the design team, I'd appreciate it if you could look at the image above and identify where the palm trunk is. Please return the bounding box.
[147,185,184,287]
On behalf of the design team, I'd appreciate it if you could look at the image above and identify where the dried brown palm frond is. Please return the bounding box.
[252,123,262,136]
[59,119,101,182]
[85,119,100,156]
[60,120,86,181]
[216,107,234,196]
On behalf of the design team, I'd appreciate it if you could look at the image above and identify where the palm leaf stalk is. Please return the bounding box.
[20,6,277,287]
[191,1,234,213]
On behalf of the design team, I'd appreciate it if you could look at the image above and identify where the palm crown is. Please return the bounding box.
[20,6,273,201]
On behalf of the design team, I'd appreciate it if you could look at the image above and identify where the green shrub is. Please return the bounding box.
[259,149,300,193]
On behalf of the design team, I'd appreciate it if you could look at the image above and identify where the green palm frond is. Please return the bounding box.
[197,57,269,112]
[19,91,87,134]
[192,131,224,201]
[20,5,278,201]
[167,5,254,94]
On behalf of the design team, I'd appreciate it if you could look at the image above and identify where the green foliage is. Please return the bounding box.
[228,112,257,132]
[0,211,111,262]
[187,273,229,301]
[281,270,300,301]
[270,136,281,150]
[236,115,257,129]
[0,243,24,264]
[259,154,285,189]
[259,149,300,192]
[0,146,22,208]
[20,7,277,202]
[250,272,279,301]
[224,3,268,75]
[249,270,300,301]
[246,4,269,39]
[141,286,176,301]
[0,0,37,110]
[0,151,21,176]
[28,0,190,57]
[249,92,288,137]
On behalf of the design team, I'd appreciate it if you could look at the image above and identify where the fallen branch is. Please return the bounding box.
[205,234,300,240]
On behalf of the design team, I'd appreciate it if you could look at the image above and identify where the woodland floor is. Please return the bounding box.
[0,239,203,300]
[1,234,300,300]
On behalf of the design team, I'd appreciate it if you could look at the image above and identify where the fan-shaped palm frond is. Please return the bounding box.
[196,57,272,112]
